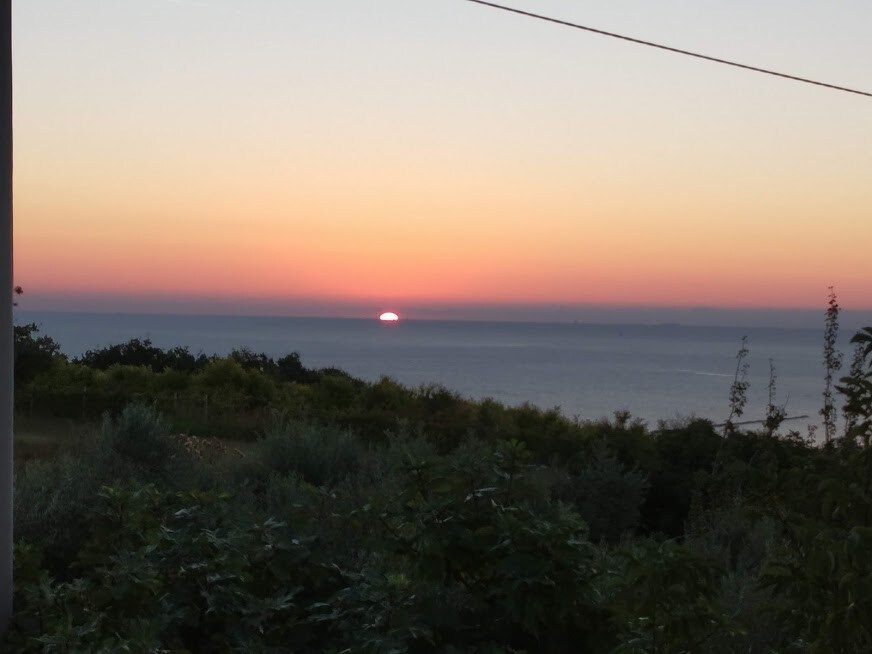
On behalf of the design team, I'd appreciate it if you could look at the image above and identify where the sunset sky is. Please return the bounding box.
[12,0,872,320]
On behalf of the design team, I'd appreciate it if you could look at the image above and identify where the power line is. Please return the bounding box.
[464,0,872,99]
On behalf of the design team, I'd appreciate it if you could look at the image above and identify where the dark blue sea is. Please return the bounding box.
[17,311,854,429]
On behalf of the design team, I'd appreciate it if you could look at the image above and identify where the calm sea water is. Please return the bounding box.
[17,311,854,428]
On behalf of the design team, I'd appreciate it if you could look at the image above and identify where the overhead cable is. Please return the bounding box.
[465,0,872,99]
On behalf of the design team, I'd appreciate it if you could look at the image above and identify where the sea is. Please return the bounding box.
[16,311,860,431]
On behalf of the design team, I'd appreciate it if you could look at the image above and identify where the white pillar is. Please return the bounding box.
[0,0,13,637]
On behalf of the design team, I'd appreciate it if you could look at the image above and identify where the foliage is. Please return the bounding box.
[609,539,727,653]
[839,327,872,447]
[764,358,787,437]
[98,402,180,475]
[13,323,65,386]
[13,451,105,577]
[760,462,872,652]
[242,419,366,488]
[643,419,721,537]
[821,288,844,443]
[276,351,320,384]
[723,336,750,436]
[563,443,649,543]
[76,337,209,373]
[7,318,872,651]
[8,486,342,653]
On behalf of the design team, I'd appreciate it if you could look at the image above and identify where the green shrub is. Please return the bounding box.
[565,444,649,544]
[13,323,65,387]
[245,421,366,488]
[13,452,104,577]
[367,442,615,651]
[608,539,727,653]
[105,363,154,393]
[276,351,319,384]
[75,337,205,373]
[310,374,360,415]
[99,402,179,474]
[642,419,721,536]
[8,486,343,653]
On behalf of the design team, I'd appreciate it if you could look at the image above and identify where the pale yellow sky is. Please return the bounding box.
[12,0,872,317]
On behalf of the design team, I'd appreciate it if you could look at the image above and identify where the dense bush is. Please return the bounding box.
[6,321,872,651]
[8,487,343,653]
[13,451,105,577]
[99,402,179,474]
[13,323,65,386]
[564,444,649,543]
[9,399,872,651]
[75,337,209,373]
[242,419,366,488]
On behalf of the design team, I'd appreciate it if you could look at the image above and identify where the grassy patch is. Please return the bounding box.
[13,416,99,462]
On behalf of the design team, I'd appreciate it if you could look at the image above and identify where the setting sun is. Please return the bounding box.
[379,312,400,323]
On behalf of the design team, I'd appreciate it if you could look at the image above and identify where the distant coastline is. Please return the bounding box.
[11,291,872,330]
[15,305,872,332]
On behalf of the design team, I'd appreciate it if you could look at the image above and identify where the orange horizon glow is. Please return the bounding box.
[12,2,872,315]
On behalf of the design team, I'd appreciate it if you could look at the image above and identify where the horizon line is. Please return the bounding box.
[15,305,872,332]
